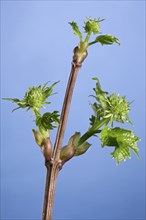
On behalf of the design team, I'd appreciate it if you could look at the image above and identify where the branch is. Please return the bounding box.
[53,47,88,160]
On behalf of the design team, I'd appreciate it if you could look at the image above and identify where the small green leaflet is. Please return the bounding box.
[36,111,60,131]
[89,34,120,46]
[69,22,82,41]
[100,126,140,164]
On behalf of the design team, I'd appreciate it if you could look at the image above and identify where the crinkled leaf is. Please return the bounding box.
[69,22,82,41]
[111,145,131,164]
[100,126,140,164]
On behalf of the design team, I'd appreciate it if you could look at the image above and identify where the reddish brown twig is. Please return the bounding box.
[42,47,87,220]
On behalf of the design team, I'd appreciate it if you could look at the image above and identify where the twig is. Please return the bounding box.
[42,47,87,220]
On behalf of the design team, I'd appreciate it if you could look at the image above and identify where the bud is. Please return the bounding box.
[32,129,44,146]
[24,87,44,111]
[41,137,53,161]
[60,144,75,165]
[74,141,91,156]
[73,46,88,65]
[84,18,101,34]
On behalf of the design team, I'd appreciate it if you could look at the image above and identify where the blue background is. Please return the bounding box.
[1,1,145,220]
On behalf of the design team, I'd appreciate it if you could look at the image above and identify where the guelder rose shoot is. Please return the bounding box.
[4,17,140,220]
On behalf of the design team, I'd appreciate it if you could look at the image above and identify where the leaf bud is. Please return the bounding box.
[41,137,53,161]
[60,144,75,165]
[84,18,103,34]
[32,129,44,146]
[74,141,91,156]
[73,46,88,65]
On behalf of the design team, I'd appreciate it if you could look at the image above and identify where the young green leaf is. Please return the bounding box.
[60,132,91,160]
[100,126,140,164]
[3,98,28,111]
[32,129,49,146]
[69,22,82,41]
[90,78,131,126]
[3,81,59,113]
[36,111,60,131]
[69,18,119,65]
[68,132,91,156]
[74,141,91,156]
[89,34,120,46]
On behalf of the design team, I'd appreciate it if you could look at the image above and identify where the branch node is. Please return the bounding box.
[45,158,54,169]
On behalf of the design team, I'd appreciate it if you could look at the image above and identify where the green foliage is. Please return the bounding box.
[78,77,140,164]
[69,17,119,49]
[72,132,91,156]
[84,17,104,34]
[4,17,140,166]
[36,111,60,131]
[100,126,140,164]
[89,34,120,46]
[90,78,131,126]
[60,132,91,162]
[69,22,82,41]
[4,81,60,138]
[32,129,49,146]
[4,81,59,113]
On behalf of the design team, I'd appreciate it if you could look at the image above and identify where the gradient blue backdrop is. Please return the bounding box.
[1,1,145,220]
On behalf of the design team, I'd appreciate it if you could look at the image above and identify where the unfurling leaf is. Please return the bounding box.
[69,22,82,41]
[89,34,120,46]
[32,129,49,146]
[100,126,140,164]
[74,141,91,156]
[60,145,75,165]
[60,132,91,165]
[90,78,131,126]
[36,111,60,131]
[3,81,59,113]
[68,132,91,156]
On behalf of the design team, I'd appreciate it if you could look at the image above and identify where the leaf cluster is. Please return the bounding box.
[69,17,120,49]
[87,78,140,164]
[90,78,131,126]
[4,81,60,144]
[36,111,60,131]
[4,81,59,113]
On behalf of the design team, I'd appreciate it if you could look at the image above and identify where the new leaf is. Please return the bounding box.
[100,126,140,164]
[89,34,120,46]
[69,22,82,41]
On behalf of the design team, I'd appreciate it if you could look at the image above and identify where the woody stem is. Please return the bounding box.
[42,47,88,220]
